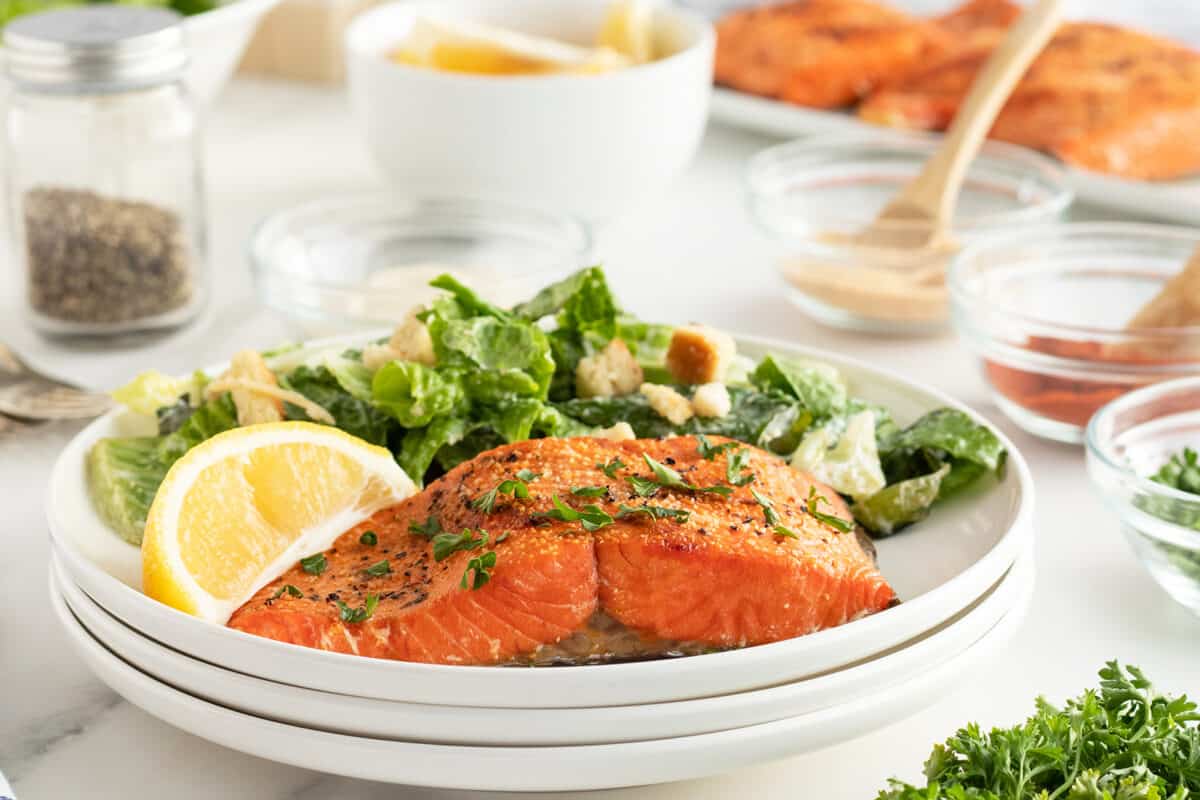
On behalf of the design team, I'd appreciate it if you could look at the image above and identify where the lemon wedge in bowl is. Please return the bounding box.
[597,0,656,64]
[141,422,415,624]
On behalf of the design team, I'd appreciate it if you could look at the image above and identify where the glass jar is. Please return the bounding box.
[3,7,207,339]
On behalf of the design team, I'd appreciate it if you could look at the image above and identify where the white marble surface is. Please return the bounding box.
[1,78,1198,799]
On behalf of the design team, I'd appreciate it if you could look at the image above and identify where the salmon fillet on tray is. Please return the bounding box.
[715,0,1200,182]
[79,267,1012,667]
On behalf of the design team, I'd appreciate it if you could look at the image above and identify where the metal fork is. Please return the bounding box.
[0,343,113,420]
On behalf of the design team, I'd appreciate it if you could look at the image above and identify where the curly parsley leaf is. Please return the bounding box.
[696,434,738,461]
[615,503,690,524]
[533,495,614,532]
[271,584,303,600]
[597,457,627,478]
[726,448,755,487]
[807,486,854,533]
[431,529,489,561]
[472,470,542,513]
[461,550,497,590]
[408,515,443,538]
[363,559,391,577]
[877,662,1200,800]
[359,530,377,546]
[750,487,780,526]
[634,454,733,497]
[336,594,379,623]
[299,553,327,575]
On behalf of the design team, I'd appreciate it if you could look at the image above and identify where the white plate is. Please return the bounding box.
[47,333,1034,708]
[710,87,1200,225]
[53,549,1028,745]
[51,552,1034,792]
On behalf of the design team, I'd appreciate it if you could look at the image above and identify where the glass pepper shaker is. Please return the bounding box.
[3,7,207,339]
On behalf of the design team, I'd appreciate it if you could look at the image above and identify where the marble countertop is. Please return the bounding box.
[1,78,1196,800]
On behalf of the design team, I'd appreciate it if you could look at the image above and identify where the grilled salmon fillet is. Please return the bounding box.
[860,19,1200,180]
[714,0,947,109]
[229,436,896,665]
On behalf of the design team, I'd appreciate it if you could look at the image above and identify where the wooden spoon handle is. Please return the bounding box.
[1128,245,1200,330]
[895,0,1063,225]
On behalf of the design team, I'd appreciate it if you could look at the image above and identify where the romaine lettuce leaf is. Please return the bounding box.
[429,273,510,320]
[851,464,951,537]
[372,361,465,428]
[111,370,200,416]
[429,316,555,399]
[880,408,1006,472]
[751,355,847,420]
[396,415,475,485]
[281,365,395,447]
[791,410,886,501]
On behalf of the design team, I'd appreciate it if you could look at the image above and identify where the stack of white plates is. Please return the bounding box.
[46,336,1036,792]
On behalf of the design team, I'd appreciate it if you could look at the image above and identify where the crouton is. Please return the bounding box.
[691,382,732,418]
[640,383,694,426]
[594,421,636,441]
[666,325,736,384]
[575,339,644,398]
[389,310,436,366]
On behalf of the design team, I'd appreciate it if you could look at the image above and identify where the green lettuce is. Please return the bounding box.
[372,361,465,428]
[851,464,951,537]
[280,366,395,447]
[751,355,847,420]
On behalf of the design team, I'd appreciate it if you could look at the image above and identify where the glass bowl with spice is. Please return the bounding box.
[1087,376,1200,615]
[745,132,1072,336]
[250,193,592,337]
[950,223,1200,445]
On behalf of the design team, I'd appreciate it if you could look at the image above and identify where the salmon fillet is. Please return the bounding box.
[860,20,1200,180]
[229,436,896,665]
[714,0,947,109]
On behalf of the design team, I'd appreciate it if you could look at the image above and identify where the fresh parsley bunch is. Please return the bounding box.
[878,662,1200,800]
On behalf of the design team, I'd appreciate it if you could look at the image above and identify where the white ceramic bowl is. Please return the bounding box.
[51,555,1034,791]
[183,0,280,104]
[54,548,1029,745]
[47,332,1034,709]
[344,0,714,221]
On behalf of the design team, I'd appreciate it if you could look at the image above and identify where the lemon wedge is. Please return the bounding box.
[394,17,628,75]
[596,0,655,64]
[141,422,415,623]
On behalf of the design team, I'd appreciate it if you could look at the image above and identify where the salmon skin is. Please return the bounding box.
[229,436,897,666]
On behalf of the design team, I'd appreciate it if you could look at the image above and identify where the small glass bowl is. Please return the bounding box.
[950,223,1200,444]
[745,132,1072,335]
[1087,377,1200,615]
[250,193,592,337]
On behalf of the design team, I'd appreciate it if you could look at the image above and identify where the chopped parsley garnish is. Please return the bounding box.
[409,515,443,538]
[495,531,510,543]
[630,454,733,498]
[533,495,614,532]
[337,594,379,623]
[696,434,737,461]
[271,584,303,600]
[616,503,690,524]
[363,559,391,577]
[299,553,327,575]
[472,470,541,513]
[461,550,497,590]
[570,485,608,497]
[726,448,755,487]
[431,529,489,561]
[772,525,799,539]
[1151,447,1200,495]
[750,487,780,526]
[597,457,626,478]
[359,530,377,546]
[807,486,854,533]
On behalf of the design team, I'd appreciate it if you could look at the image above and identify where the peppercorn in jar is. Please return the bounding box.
[3,7,207,338]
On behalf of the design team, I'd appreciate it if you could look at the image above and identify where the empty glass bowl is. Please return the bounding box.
[951,223,1200,444]
[1087,377,1200,615]
[746,132,1072,335]
[251,193,592,337]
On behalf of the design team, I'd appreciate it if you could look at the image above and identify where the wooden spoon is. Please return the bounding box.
[853,0,1064,252]
[1127,244,1200,330]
